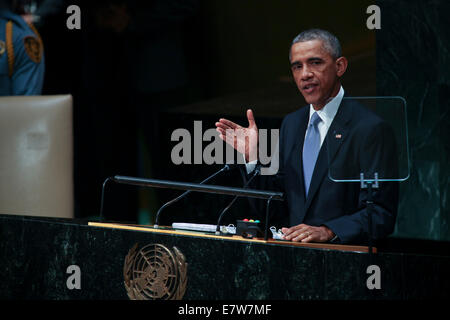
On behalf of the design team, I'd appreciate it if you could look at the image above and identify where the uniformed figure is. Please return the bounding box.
[0,3,45,95]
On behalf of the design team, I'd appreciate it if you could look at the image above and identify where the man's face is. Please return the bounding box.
[290,39,347,110]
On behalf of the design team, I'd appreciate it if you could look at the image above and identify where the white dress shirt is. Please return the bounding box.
[306,86,344,147]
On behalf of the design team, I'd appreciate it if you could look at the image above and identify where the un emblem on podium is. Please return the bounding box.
[123,243,188,300]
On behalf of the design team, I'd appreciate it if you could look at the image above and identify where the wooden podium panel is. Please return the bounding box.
[88,222,376,253]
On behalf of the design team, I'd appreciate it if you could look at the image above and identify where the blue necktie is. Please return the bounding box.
[303,112,322,196]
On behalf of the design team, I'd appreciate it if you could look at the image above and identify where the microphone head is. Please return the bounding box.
[223,163,239,171]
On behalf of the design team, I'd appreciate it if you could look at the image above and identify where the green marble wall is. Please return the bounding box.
[377,0,450,241]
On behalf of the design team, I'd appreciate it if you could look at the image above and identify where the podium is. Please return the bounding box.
[1,213,449,300]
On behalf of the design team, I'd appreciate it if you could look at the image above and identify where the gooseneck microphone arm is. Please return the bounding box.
[153,164,232,228]
[99,177,114,222]
[215,165,261,235]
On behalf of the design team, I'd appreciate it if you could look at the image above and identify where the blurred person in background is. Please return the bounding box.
[0,0,44,95]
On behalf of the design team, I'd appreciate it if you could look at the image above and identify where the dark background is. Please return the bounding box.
[34,0,449,242]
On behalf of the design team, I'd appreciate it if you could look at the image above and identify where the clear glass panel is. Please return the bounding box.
[326,97,410,183]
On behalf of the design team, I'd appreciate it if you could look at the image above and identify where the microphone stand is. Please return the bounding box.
[98,171,284,239]
[99,165,233,225]
[153,164,232,228]
[360,172,379,264]
[215,165,261,235]
[99,177,114,222]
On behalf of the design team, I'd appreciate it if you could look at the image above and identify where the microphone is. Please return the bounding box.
[215,164,261,234]
[153,164,234,228]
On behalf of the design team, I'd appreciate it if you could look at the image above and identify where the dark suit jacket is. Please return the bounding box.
[245,98,399,245]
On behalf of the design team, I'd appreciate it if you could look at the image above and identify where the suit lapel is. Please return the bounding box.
[286,108,309,211]
[303,98,352,214]
[291,110,309,190]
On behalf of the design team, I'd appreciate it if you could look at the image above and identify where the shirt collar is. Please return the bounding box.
[308,86,344,127]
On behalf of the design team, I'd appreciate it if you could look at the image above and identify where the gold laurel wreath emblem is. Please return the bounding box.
[123,243,187,300]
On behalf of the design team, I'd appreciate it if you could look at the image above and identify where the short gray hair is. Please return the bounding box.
[289,29,342,60]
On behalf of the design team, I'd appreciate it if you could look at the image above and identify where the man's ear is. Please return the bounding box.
[336,56,348,77]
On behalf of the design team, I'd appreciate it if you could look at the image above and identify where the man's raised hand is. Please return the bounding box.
[215,109,258,162]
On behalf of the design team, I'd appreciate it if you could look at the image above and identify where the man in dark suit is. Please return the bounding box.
[215,29,398,245]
